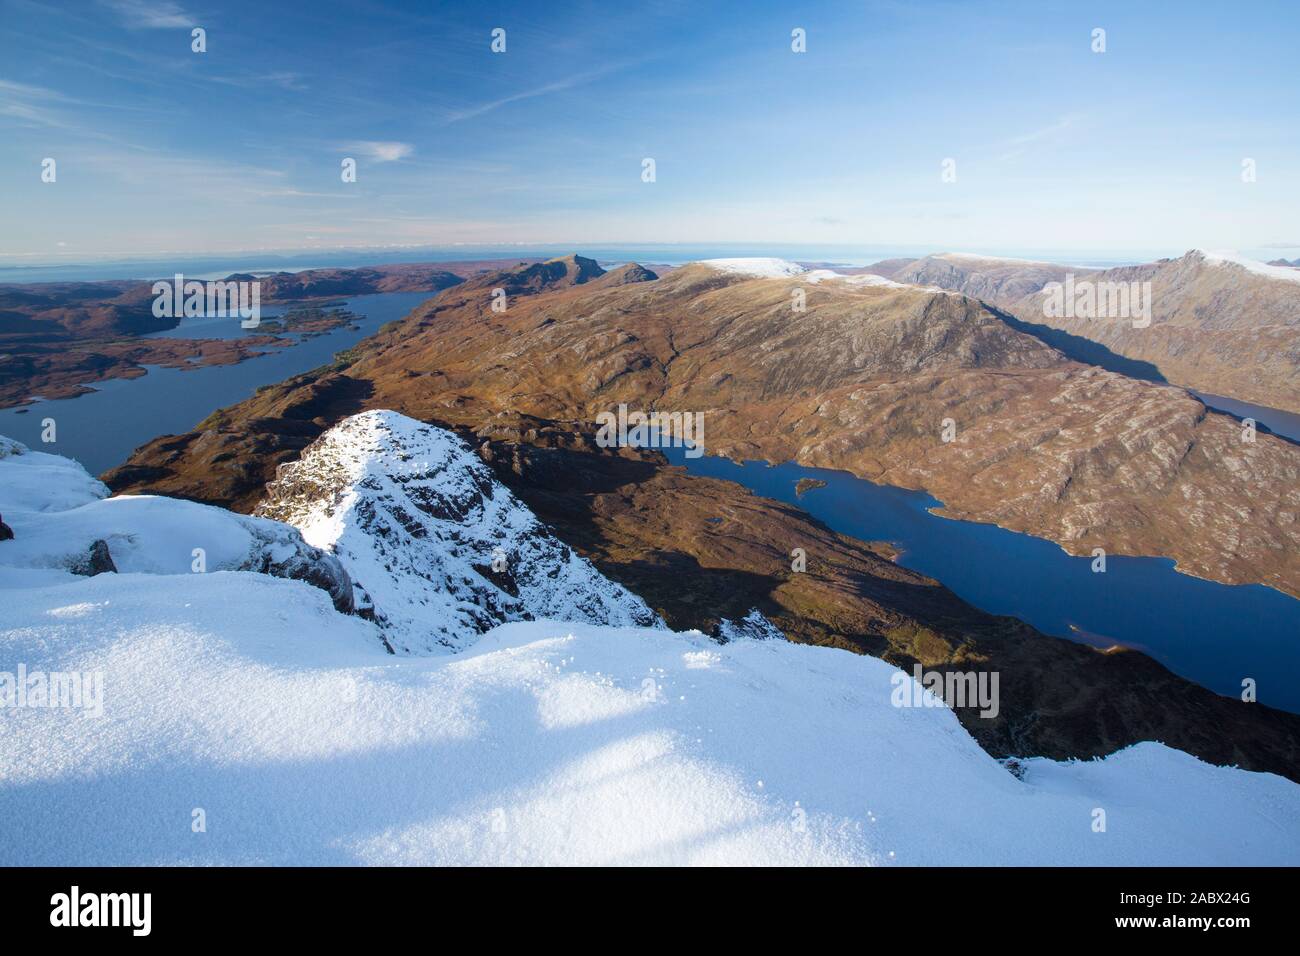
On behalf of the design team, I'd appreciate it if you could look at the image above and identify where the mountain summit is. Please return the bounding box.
[256,410,661,653]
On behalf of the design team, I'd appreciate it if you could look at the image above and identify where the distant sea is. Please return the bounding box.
[0,244,1186,285]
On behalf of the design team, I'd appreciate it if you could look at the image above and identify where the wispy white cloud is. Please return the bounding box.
[210,71,309,92]
[254,187,361,199]
[340,140,413,162]
[0,79,65,100]
[99,0,194,29]
[443,65,621,124]
[996,114,1083,160]
[0,77,167,141]
[0,79,96,133]
[78,147,291,200]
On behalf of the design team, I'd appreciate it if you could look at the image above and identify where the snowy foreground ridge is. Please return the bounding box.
[3,425,1300,865]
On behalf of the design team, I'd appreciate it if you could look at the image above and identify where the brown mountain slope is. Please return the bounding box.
[107,257,1300,597]
[888,252,1090,304]
[882,250,1300,413]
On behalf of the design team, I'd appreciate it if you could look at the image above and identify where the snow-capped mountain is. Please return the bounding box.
[254,410,661,654]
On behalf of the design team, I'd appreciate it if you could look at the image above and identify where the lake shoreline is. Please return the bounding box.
[665,446,1300,714]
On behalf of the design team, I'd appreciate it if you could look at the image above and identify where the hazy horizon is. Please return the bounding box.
[0,241,1230,285]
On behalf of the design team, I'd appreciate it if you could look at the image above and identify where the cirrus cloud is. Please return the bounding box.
[341,141,414,163]
[99,0,194,29]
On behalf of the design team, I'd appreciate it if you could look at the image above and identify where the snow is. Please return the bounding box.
[699,258,807,278]
[3,433,1299,866]
[802,269,948,293]
[0,436,108,514]
[4,495,307,577]
[0,437,353,609]
[717,608,785,642]
[697,260,949,293]
[2,570,1297,865]
[1199,249,1300,285]
[255,410,660,653]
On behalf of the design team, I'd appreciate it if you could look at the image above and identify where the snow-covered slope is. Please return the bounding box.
[0,434,108,514]
[699,257,807,278]
[0,437,353,609]
[4,433,1298,866]
[2,569,1297,865]
[255,410,660,654]
[1200,248,1300,285]
[698,259,948,294]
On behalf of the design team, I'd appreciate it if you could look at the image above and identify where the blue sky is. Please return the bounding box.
[1,0,1298,262]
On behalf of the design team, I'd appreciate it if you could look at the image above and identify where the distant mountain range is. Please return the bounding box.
[876,250,1300,413]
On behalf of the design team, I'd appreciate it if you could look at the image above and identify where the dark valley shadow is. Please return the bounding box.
[990,305,1168,383]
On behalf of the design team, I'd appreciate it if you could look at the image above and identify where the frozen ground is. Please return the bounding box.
[3,430,1299,866]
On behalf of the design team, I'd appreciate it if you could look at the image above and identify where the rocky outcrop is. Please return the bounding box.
[716,609,785,642]
[241,520,354,614]
[70,539,117,576]
[255,410,661,654]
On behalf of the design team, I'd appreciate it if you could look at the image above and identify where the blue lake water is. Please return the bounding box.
[1192,391,1300,443]
[663,447,1300,713]
[0,292,431,477]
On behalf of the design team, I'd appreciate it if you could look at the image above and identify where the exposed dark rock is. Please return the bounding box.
[243,529,354,614]
[71,539,117,576]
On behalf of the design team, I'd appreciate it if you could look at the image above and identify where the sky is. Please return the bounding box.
[1,0,1298,263]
